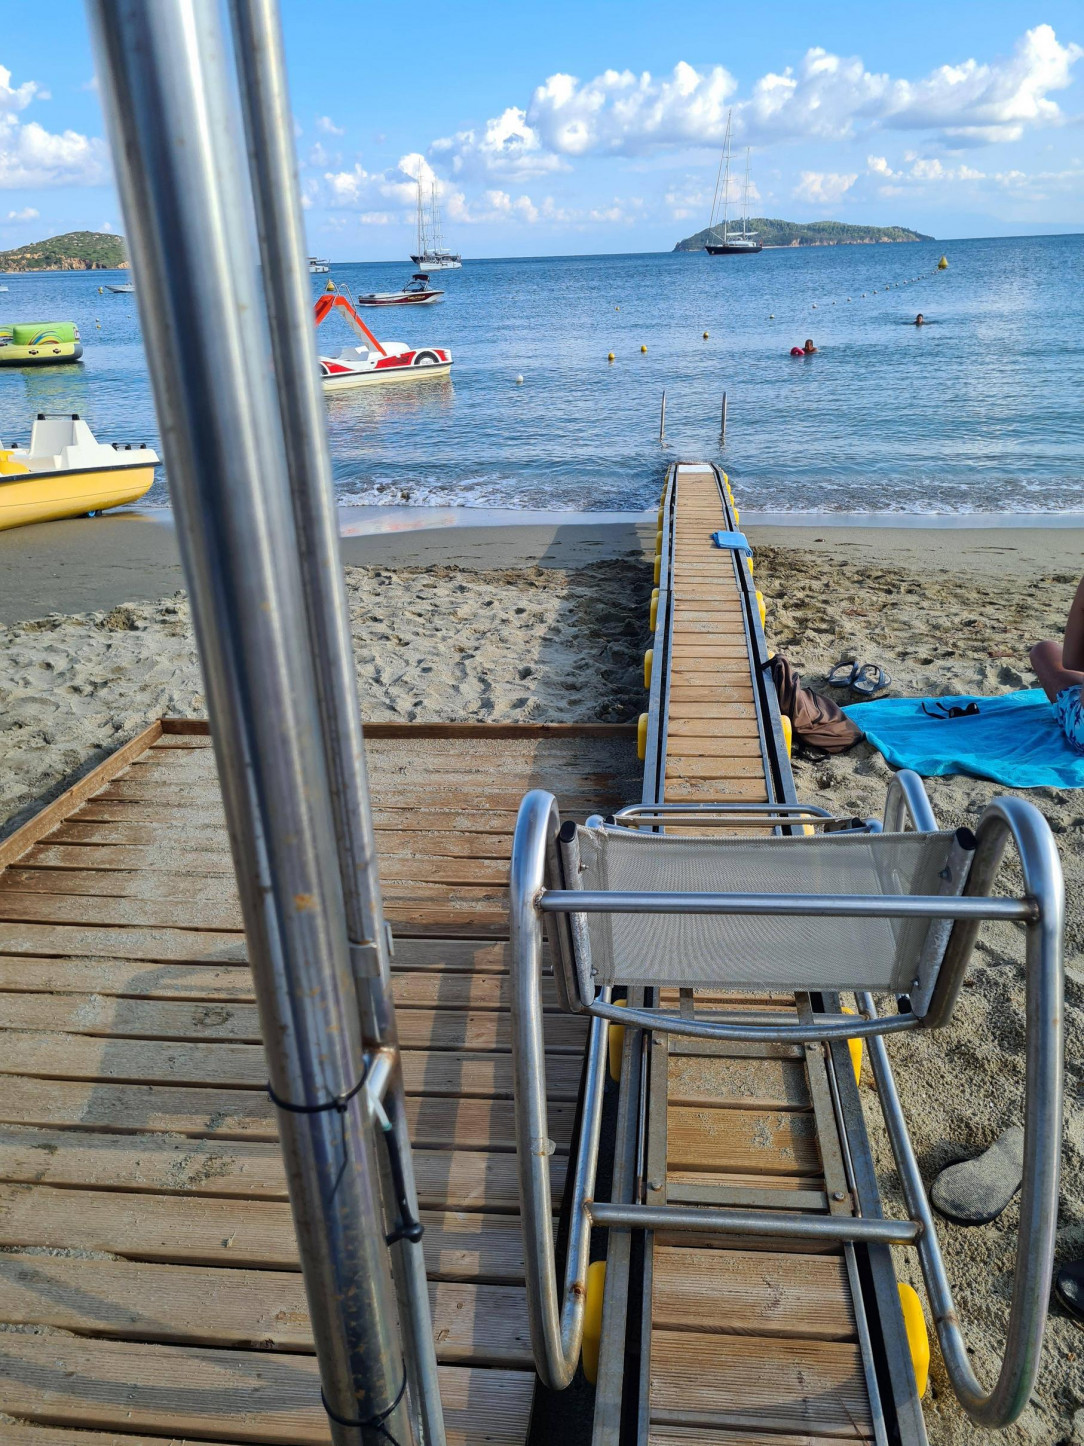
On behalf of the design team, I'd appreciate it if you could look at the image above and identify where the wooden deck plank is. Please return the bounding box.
[649,1331,872,1438]
[0,1074,575,1151]
[652,1247,854,1341]
[666,1107,822,1176]
[0,1033,584,1098]
[0,1252,533,1366]
[0,1336,535,1445]
[0,1124,565,1210]
[667,1055,811,1112]
[0,994,586,1052]
[0,1184,532,1280]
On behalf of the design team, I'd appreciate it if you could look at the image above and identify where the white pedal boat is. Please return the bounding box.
[314,286,451,391]
[0,413,157,531]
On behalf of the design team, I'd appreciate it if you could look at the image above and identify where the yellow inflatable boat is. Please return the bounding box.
[0,413,158,530]
[0,321,83,366]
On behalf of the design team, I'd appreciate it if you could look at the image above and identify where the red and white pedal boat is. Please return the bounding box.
[314,286,452,391]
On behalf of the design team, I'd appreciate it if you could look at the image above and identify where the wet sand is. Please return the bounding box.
[0,516,1080,1443]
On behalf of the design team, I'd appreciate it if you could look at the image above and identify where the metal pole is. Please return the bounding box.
[87,5,413,1443]
[587,1202,920,1245]
[659,389,666,441]
[720,390,727,441]
[225,5,443,1441]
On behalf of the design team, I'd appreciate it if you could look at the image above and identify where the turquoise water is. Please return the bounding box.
[1,233,1081,514]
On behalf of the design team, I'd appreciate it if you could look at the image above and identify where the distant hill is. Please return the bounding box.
[0,231,128,272]
[675,219,933,251]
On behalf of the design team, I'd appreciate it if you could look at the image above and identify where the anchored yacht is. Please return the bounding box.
[409,180,461,270]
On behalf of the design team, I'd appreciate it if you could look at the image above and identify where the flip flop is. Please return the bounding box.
[827,661,892,697]
[929,1125,1024,1226]
[850,664,892,697]
[1055,1260,1084,1324]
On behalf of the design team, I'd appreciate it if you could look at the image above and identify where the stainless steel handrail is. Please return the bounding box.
[588,1202,921,1244]
[539,890,1032,921]
[89,4,417,1441]
[862,795,1064,1428]
[510,790,608,1389]
[226,5,442,1439]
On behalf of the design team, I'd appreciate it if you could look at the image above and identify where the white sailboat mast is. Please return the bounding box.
[741,147,751,239]
[721,112,732,239]
[415,180,427,256]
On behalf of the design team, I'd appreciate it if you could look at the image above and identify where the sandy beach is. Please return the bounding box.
[0,514,1080,1444]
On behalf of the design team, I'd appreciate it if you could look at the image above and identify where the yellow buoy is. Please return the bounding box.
[582,1260,607,1383]
[640,344,647,353]
[702,330,709,339]
[649,589,659,631]
[607,352,615,362]
[938,255,948,269]
[898,1282,930,1397]
[325,278,335,292]
[636,713,649,762]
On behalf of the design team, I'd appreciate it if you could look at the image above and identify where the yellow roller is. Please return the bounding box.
[608,999,627,1080]
[898,1282,930,1397]
[582,1260,607,1383]
[756,591,766,628]
[655,528,663,556]
[841,1006,863,1086]
[644,649,653,689]
[637,713,648,761]
[780,715,792,757]
[733,506,740,525]
[649,589,659,631]
[653,554,661,585]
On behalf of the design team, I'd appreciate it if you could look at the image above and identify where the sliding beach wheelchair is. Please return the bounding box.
[509,770,1064,1434]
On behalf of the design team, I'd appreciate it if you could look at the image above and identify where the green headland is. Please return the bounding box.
[0,230,128,272]
[674,219,933,250]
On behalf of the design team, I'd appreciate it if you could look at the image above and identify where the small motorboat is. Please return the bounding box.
[105,282,135,293]
[356,273,444,307]
[0,321,82,366]
[314,285,451,390]
[0,413,158,530]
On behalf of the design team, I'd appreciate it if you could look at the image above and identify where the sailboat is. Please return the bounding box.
[410,180,462,271]
[705,112,762,256]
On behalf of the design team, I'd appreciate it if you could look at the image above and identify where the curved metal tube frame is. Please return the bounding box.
[863,795,1063,1428]
[884,769,939,834]
[510,790,608,1389]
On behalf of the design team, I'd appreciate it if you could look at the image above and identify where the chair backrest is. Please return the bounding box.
[564,823,967,995]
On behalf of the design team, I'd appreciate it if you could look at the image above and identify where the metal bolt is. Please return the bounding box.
[832,1190,847,1202]
[648,1179,664,1193]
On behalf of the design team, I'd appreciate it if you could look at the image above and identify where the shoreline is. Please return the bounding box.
[0,505,1080,624]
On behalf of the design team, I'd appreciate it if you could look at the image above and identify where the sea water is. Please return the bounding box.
[0,232,1080,516]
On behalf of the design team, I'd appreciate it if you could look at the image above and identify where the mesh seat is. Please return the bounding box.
[572,824,962,993]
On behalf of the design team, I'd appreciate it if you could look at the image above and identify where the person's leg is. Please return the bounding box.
[1062,575,1084,671]
[1029,639,1084,703]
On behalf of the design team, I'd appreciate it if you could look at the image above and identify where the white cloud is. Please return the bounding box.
[432,106,567,180]
[528,62,737,157]
[99,219,113,231]
[6,205,38,222]
[316,116,345,136]
[793,170,858,204]
[0,62,108,188]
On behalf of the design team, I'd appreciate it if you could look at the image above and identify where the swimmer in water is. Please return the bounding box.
[789,338,817,356]
[914,313,925,326]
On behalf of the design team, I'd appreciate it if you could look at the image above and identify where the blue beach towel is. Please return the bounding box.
[710,529,751,553]
[843,688,1084,789]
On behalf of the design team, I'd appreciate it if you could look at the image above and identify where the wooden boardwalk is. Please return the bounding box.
[636,464,909,1444]
[0,718,639,1445]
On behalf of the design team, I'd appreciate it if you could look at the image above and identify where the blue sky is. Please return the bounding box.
[0,1,1081,259]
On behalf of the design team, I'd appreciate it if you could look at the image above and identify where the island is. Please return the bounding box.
[674,219,933,251]
[0,231,128,272]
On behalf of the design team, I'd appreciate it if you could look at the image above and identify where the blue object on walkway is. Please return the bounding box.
[710,530,751,553]
[844,688,1084,789]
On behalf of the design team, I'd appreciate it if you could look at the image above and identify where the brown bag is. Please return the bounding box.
[770,654,864,754]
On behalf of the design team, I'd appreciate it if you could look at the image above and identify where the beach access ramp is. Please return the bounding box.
[600,463,929,1442]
